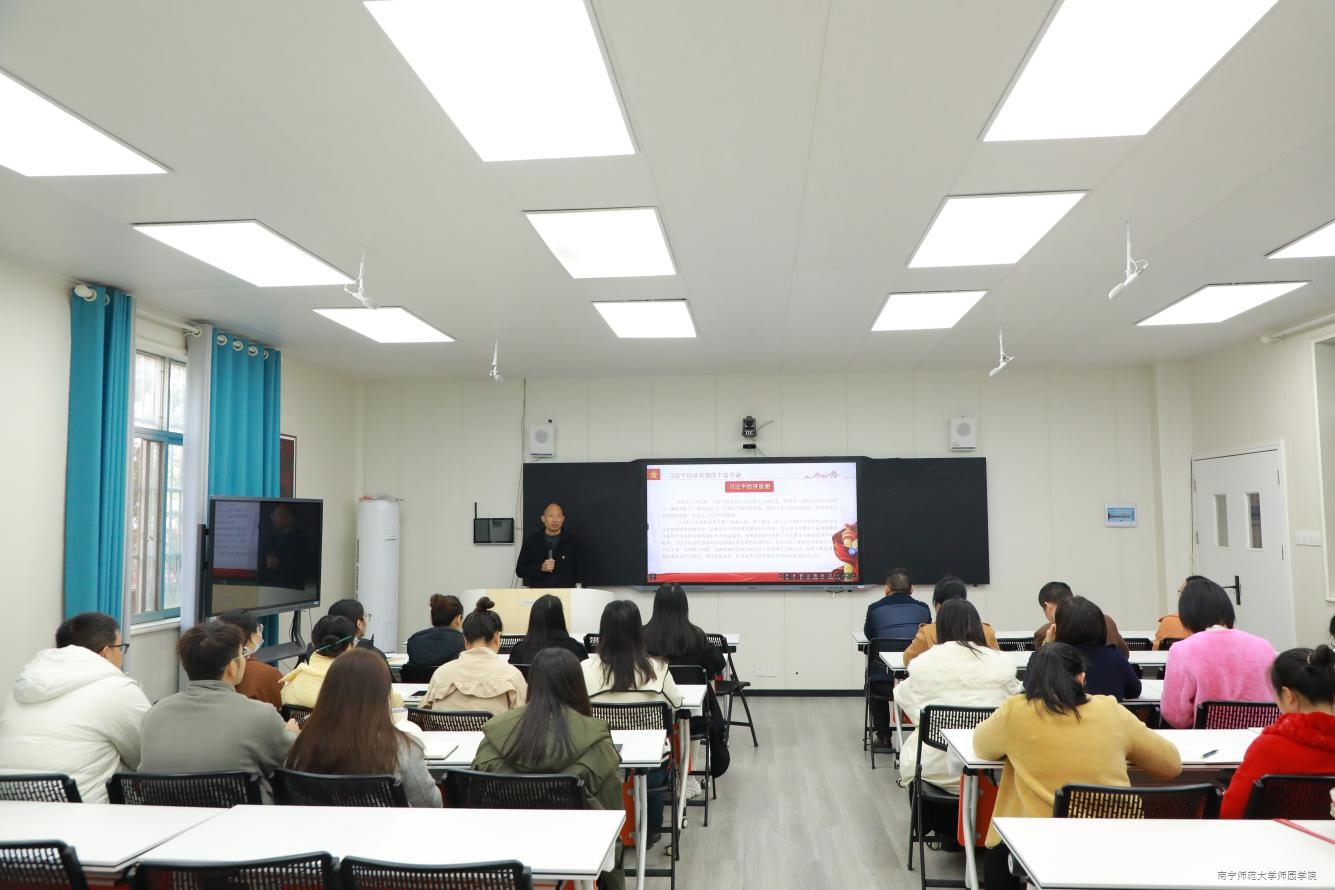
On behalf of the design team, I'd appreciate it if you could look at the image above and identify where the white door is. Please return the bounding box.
[1191,447,1294,650]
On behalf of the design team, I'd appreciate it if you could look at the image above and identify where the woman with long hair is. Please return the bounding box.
[973,643,1180,890]
[508,594,587,664]
[284,648,441,808]
[1053,596,1140,701]
[280,614,357,708]
[423,597,526,715]
[405,594,465,672]
[582,600,682,708]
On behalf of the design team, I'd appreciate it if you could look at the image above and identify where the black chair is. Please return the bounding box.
[1121,701,1161,729]
[511,663,531,681]
[133,853,337,890]
[582,633,600,652]
[668,664,715,824]
[0,840,88,890]
[996,637,1035,652]
[1194,700,1281,729]
[705,633,758,749]
[1242,774,1335,819]
[864,636,912,769]
[407,707,493,732]
[1053,783,1221,819]
[340,856,532,890]
[108,771,262,807]
[442,768,584,810]
[1160,637,1183,651]
[281,704,314,727]
[0,773,81,803]
[906,705,996,889]
[271,769,409,808]
[1123,637,1154,652]
[399,662,438,684]
[498,634,523,655]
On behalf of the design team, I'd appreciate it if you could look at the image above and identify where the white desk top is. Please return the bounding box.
[141,805,623,882]
[879,649,1167,673]
[0,801,221,873]
[677,684,706,716]
[943,726,1256,771]
[421,729,667,770]
[1288,820,1335,841]
[994,630,1158,642]
[1130,679,1163,703]
[994,817,1331,889]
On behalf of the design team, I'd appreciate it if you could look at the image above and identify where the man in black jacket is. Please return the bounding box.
[515,503,580,588]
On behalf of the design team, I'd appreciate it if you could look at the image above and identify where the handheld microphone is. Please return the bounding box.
[548,548,554,560]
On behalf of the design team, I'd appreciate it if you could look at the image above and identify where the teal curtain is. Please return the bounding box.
[64,286,134,619]
[208,331,282,643]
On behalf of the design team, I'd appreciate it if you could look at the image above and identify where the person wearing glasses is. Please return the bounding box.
[327,599,388,663]
[217,609,283,710]
[139,621,299,802]
[0,611,150,803]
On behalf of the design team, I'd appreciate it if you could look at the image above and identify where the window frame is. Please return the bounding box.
[129,351,186,625]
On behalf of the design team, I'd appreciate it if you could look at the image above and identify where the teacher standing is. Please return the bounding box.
[516,503,581,588]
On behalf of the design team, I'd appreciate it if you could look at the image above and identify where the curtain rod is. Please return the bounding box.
[1260,311,1335,344]
[138,308,203,338]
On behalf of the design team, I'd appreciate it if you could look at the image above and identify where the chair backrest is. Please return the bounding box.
[511,663,531,681]
[281,704,314,727]
[916,705,996,756]
[1159,637,1183,651]
[590,700,674,732]
[271,769,409,808]
[0,773,81,803]
[132,853,337,890]
[1243,774,1335,819]
[0,841,89,890]
[1121,701,1161,729]
[997,638,1035,652]
[398,662,438,684]
[442,768,584,810]
[668,664,708,686]
[703,633,729,650]
[582,633,600,652]
[1123,637,1153,652]
[1053,783,1221,819]
[108,771,262,807]
[407,707,493,732]
[1194,700,1281,729]
[498,635,523,655]
[866,637,913,676]
[340,856,532,890]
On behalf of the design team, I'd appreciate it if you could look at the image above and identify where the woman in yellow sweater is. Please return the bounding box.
[973,642,1182,890]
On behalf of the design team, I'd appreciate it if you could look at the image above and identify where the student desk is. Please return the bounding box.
[942,727,1258,890]
[878,650,1170,674]
[993,817,1332,889]
[0,800,221,883]
[139,804,622,890]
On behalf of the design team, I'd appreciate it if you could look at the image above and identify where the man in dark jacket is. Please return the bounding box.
[863,567,931,749]
[515,503,581,588]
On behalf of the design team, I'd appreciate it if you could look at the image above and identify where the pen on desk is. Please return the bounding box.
[1200,749,1218,759]
[441,745,458,761]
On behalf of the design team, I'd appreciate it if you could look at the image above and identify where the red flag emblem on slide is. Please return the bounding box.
[647,468,661,480]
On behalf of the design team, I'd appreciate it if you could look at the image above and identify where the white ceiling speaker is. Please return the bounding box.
[526,422,555,458]
[950,416,977,451]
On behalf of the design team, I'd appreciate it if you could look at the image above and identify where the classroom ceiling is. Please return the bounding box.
[1,0,1333,380]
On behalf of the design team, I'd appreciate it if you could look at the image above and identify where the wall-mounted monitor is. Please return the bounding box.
[203,496,323,618]
[473,517,515,544]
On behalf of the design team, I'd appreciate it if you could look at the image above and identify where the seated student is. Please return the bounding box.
[0,612,150,803]
[508,594,588,664]
[583,600,683,708]
[139,622,298,801]
[1054,596,1140,701]
[423,597,527,715]
[473,648,624,890]
[327,599,388,662]
[284,648,441,808]
[281,615,357,709]
[902,577,1000,666]
[1220,645,1335,818]
[1160,576,1276,729]
[406,594,466,672]
[863,567,932,750]
[895,600,1021,846]
[1153,575,1203,651]
[974,643,1182,890]
[1033,581,1129,656]
[216,609,282,710]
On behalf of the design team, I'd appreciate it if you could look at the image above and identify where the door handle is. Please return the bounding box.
[1219,574,1242,606]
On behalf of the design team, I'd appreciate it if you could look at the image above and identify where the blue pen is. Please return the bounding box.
[1201,749,1218,758]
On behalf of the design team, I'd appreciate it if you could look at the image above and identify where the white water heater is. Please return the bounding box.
[356,497,400,652]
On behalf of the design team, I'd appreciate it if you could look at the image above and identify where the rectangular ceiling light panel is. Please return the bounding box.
[314,307,454,343]
[1138,281,1307,325]
[133,222,351,287]
[986,0,1277,141]
[872,291,988,331]
[1269,219,1335,259]
[527,208,675,278]
[908,193,1085,268]
[0,69,165,175]
[593,300,695,338]
[365,0,633,161]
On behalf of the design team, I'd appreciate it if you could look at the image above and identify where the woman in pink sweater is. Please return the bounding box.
[1160,577,1275,728]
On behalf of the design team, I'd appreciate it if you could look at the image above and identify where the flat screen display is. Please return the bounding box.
[645,460,859,584]
[204,497,323,617]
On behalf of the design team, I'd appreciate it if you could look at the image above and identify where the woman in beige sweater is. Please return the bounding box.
[423,597,526,715]
[973,642,1182,890]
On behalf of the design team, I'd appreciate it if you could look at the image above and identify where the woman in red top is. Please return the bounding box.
[1220,644,1335,818]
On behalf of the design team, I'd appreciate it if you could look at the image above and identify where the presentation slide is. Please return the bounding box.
[646,461,859,583]
[211,500,260,579]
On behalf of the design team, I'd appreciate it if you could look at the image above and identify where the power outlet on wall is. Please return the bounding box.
[753,665,778,678]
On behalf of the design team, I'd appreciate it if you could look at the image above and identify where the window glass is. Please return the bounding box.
[1214,494,1228,547]
[129,350,185,623]
[167,361,186,434]
[1247,492,1263,549]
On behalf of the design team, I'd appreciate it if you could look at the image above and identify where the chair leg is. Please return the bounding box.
[906,782,916,872]
[736,687,758,747]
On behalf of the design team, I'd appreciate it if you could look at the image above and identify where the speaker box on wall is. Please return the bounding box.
[950,416,977,451]
[527,423,556,457]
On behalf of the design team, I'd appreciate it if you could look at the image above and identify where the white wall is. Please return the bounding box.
[362,366,1166,689]
[0,256,70,687]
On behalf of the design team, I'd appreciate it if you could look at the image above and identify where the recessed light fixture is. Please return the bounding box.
[593,300,696,338]
[908,193,1085,268]
[364,0,633,162]
[0,68,165,176]
[133,221,351,287]
[527,208,675,278]
[986,0,1277,141]
[1138,281,1308,326]
[314,307,454,343]
[871,291,988,331]
[1268,219,1335,260]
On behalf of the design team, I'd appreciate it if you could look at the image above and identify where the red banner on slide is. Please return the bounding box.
[647,570,852,583]
[724,481,773,493]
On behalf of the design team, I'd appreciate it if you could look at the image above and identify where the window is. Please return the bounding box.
[129,352,186,623]
[1214,493,1229,547]
[1246,491,1263,549]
